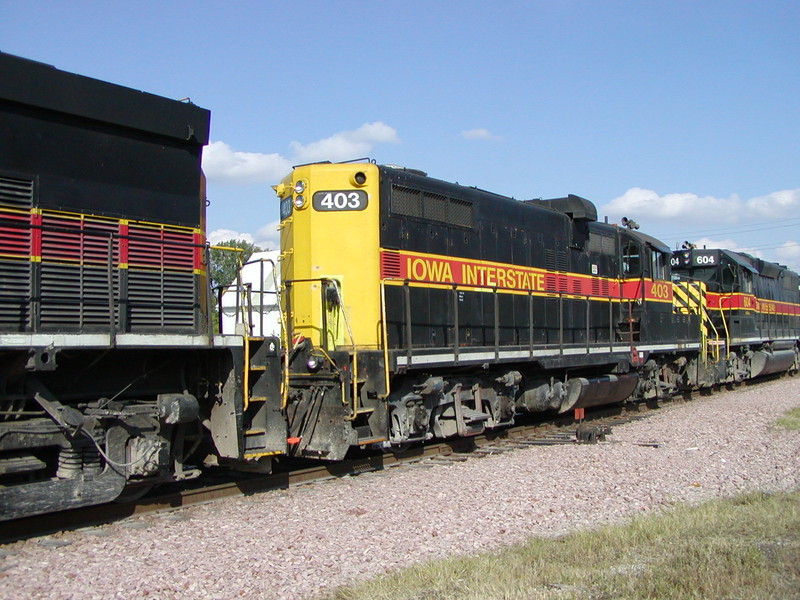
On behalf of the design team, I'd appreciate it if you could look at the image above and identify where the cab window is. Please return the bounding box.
[650,250,667,280]
[622,241,642,277]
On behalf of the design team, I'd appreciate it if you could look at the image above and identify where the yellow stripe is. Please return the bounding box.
[38,207,198,233]
[383,278,631,303]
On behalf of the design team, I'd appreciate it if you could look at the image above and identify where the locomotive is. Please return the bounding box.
[274,162,799,460]
[0,53,283,520]
[1,53,798,521]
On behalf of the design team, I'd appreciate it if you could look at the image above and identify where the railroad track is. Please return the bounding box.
[0,388,727,544]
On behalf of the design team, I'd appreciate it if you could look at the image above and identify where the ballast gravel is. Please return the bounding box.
[2,376,799,600]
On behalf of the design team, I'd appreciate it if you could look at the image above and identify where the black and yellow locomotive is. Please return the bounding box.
[672,247,799,382]
[273,162,799,460]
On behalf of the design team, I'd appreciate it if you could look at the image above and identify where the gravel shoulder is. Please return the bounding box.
[2,376,799,600]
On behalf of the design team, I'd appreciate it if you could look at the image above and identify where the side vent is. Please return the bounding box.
[391,185,474,228]
[0,175,34,332]
[0,175,34,209]
[381,251,402,279]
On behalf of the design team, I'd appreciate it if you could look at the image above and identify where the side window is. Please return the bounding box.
[650,251,667,280]
[721,264,737,292]
[622,240,642,277]
[742,271,753,294]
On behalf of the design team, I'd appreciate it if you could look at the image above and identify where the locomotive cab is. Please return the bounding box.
[671,248,759,339]
[617,229,674,343]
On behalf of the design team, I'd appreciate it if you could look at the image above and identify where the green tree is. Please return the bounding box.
[209,239,263,290]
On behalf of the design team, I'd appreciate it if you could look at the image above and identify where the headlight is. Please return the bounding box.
[293,180,306,195]
[293,195,306,209]
[351,171,367,186]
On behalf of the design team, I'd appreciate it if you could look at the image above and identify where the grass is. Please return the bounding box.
[320,406,800,600]
[321,490,800,600]
[775,407,800,431]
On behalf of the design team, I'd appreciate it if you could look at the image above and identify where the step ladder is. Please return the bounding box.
[242,335,284,459]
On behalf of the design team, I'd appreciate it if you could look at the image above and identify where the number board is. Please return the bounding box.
[670,252,690,267]
[692,251,718,267]
[280,196,293,220]
[312,190,368,212]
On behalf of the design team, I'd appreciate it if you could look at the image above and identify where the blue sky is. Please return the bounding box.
[3,0,798,271]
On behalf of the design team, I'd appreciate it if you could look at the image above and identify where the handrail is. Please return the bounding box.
[211,250,287,411]
[106,236,117,347]
[717,294,732,359]
[379,277,633,367]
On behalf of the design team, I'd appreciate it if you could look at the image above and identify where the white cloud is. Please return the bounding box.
[202,141,291,184]
[601,187,800,270]
[461,128,500,141]
[689,237,763,258]
[601,187,800,226]
[208,224,279,251]
[207,228,255,245]
[289,122,399,163]
[745,189,800,219]
[601,187,742,224]
[254,221,280,251]
[203,122,399,186]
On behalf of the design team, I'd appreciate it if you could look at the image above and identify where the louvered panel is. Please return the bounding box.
[40,215,119,267]
[127,227,194,271]
[39,264,118,329]
[127,270,197,330]
[0,259,32,331]
[0,176,34,209]
[40,264,80,327]
[0,212,31,257]
[127,226,165,267]
[381,251,402,278]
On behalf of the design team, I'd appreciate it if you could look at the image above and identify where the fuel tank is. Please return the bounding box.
[750,349,796,378]
[561,373,639,413]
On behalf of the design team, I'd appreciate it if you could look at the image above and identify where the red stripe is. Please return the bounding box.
[119,223,129,265]
[30,212,42,258]
[193,231,204,271]
[381,249,654,300]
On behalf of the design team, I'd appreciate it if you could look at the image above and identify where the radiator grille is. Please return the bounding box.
[0,260,31,331]
[39,264,120,329]
[127,270,197,330]
[41,215,119,265]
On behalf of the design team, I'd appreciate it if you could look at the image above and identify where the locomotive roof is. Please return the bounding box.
[720,250,760,274]
[380,164,599,222]
[625,229,671,254]
[0,52,210,145]
[523,195,597,221]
